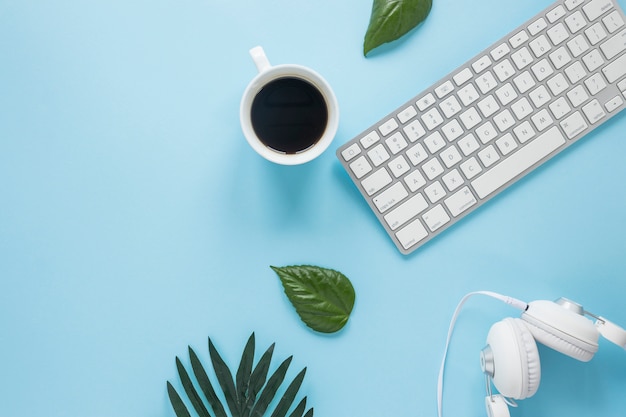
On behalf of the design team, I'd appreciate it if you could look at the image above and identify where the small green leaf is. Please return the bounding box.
[167,381,192,417]
[250,356,293,417]
[271,265,355,333]
[190,347,228,417]
[209,338,241,417]
[270,368,307,417]
[287,397,307,417]
[176,357,213,417]
[364,0,433,56]
[236,333,256,405]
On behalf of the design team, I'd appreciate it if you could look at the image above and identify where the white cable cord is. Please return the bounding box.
[437,291,528,417]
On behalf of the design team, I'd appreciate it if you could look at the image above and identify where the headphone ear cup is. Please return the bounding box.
[486,318,541,400]
[521,300,599,362]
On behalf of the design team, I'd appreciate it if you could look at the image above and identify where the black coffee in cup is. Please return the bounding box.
[250,76,328,154]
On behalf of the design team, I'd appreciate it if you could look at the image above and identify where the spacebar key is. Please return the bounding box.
[471,126,566,199]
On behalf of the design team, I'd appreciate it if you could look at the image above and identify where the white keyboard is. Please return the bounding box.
[337,0,626,255]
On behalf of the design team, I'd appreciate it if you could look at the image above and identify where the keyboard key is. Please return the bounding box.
[384,193,428,230]
[442,169,464,191]
[513,71,537,93]
[403,119,426,142]
[424,131,446,153]
[585,23,608,44]
[368,144,390,166]
[458,133,481,155]
[567,85,590,107]
[496,133,518,155]
[458,83,480,106]
[404,169,427,192]
[478,145,500,167]
[398,105,418,123]
[444,187,477,217]
[549,97,572,119]
[510,30,529,48]
[560,111,589,138]
[584,73,607,95]
[605,95,624,112]
[440,145,463,168]
[583,0,613,21]
[603,10,625,32]
[547,22,570,45]
[531,108,555,131]
[547,5,566,23]
[567,34,590,57]
[512,46,534,69]
[529,18,548,36]
[565,11,587,33]
[396,219,428,250]
[360,131,380,149]
[471,126,566,198]
[493,59,516,81]
[600,28,626,59]
[513,121,537,143]
[490,43,511,61]
[453,68,473,86]
[349,156,372,179]
[362,167,392,196]
[422,157,445,180]
[341,143,361,161]
[441,119,464,141]
[460,107,482,130]
[582,49,605,71]
[421,108,444,130]
[472,55,492,73]
[565,0,584,11]
[460,157,482,180]
[435,80,455,98]
[476,71,498,94]
[476,121,498,144]
[529,35,552,57]
[423,204,451,231]
[549,46,573,68]
[389,155,411,177]
[373,182,408,213]
[602,52,626,82]
[385,132,408,154]
[406,143,428,166]
[547,73,569,95]
[417,93,436,111]
[425,181,446,203]
[379,118,399,136]
[582,99,606,123]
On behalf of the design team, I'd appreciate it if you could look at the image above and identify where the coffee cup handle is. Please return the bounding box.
[250,46,271,73]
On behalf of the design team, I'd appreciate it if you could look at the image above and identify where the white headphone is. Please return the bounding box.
[437,291,626,417]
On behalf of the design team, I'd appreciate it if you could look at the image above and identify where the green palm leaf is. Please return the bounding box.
[167,333,313,417]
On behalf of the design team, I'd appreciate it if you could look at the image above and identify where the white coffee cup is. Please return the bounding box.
[240,46,339,165]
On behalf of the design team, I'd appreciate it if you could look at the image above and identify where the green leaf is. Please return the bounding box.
[190,347,228,417]
[236,333,256,405]
[167,381,192,417]
[271,265,355,333]
[250,356,293,417]
[176,356,213,417]
[270,368,307,417]
[363,0,433,56]
[287,397,307,417]
[243,343,275,417]
[209,338,241,417]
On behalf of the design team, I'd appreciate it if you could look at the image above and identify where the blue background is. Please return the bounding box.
[1,0,625,416]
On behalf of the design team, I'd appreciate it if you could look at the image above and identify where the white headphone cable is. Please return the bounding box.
[437,291,528,417]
